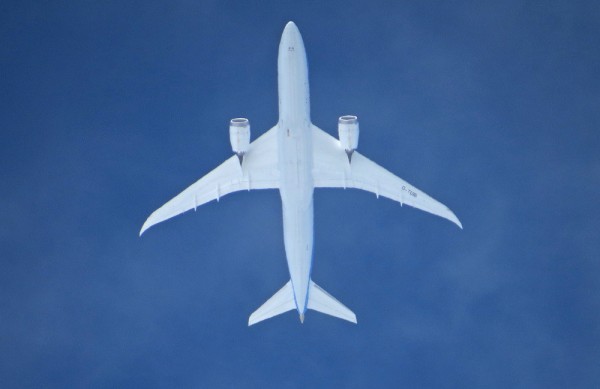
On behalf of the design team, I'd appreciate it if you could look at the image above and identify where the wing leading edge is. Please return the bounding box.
[140,126,280,235]
[311,126,462,228]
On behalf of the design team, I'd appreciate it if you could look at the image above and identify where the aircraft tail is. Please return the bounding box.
[248,281,296,326]
[307,280,357,324]
[248,279,357,325]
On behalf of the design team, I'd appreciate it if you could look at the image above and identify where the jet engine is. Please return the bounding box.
[229,118,250,164]
[338,115,359,162]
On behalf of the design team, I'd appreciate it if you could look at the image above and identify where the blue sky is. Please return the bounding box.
[1,1,599,387]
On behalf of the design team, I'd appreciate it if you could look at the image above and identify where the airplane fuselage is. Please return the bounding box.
[277,23,313,315]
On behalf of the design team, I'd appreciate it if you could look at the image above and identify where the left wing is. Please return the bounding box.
[140,126,280,235]
[312,126,462,228]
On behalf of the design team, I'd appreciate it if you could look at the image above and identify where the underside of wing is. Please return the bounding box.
[140,126,280,235]
[312,126,462,228]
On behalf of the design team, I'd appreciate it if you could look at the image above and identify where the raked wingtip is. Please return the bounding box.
[139,219,151,237]
[453,214,463,230]
[446,209,463,230]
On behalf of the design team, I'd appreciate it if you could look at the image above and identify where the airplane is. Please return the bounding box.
[140,21,462,326]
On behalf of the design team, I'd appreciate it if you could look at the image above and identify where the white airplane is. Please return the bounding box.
[140,21,462,326]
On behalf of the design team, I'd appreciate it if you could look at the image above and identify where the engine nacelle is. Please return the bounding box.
[338,115,359,162]
[229,118,250,164]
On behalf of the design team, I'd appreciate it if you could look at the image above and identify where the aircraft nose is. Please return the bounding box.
[283,21,300,40]
[284,21,298,32]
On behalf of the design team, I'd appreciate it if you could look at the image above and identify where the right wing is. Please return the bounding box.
[312,126,462,228]
[140,126,280,235]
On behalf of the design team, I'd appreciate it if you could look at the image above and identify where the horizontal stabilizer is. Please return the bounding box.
[248,281,296,326]
[307,281,357,324]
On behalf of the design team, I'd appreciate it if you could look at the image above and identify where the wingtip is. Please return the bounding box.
[139,219,152,237]
[452,215,463,230]
[445,209,463,230]
[454,215,463,230]
[248,313,257,326]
